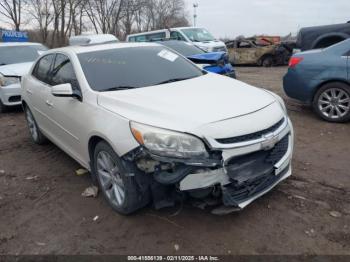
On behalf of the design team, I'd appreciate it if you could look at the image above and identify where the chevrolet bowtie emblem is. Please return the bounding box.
[261,134,279,150]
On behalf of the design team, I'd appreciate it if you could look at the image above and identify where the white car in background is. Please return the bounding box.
[0,42,47,112]
[127,27,227,53]
[21,42,294,215]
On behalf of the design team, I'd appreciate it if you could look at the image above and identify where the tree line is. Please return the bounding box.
[0,0,189,47]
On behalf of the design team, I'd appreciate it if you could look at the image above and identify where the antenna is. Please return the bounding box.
[193,3,198,27]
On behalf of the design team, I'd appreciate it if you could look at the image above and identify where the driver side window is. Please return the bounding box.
[51,54,80,91]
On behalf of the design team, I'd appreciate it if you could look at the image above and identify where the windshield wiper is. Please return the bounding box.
[155,77,193,85]
[100,86,137,92]
[0,63,7,66]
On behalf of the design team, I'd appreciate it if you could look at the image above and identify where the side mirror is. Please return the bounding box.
[51,83,81,100]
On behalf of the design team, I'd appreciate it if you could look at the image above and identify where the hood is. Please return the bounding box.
[187,52,226,64]
[0,62,33,76]
[97,73,276,132]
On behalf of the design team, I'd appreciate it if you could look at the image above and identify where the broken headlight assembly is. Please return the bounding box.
[130,121,209,159]
[0,73,20,87]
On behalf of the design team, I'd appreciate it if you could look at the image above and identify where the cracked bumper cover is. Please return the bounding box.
[179,118,294,209]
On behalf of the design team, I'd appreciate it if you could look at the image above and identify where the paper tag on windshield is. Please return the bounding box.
[158,49,178,62]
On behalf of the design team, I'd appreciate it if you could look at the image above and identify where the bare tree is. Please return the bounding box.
[0,0,24,31]
[28,0,54,43]
[85,0,124,34]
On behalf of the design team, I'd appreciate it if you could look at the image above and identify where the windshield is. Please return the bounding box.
[159,41,205,57]
[78,46,204,91]
[181,28,215,42]
[0,45,48,65]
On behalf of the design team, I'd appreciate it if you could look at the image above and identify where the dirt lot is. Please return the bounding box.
[0,67,349,255]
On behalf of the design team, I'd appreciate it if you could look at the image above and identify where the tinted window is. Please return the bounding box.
[170,31,186,41]
[146,32,166,41]
[135,35,146,42]
[0,45,48,65]
[32,54,55,83]
[51,54,79,90]
[78,46,204,92]
[159,41,205,56]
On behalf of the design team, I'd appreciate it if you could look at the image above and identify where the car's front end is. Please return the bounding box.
[125,99,293,213]
[0,74,22,108]
[96,70,293,213]
[0,44,47,112]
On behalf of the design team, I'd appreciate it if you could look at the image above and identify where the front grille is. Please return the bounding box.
[266,135,289,164]
[8,95,21,102]
[222,135,290,206]
[216,118,285,144]
[222,165,289,205]
[213,47,227,52]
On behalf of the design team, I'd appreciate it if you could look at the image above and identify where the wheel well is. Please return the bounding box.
[21,100,27,110]
[88,136,107,184]
[312,80,350,102]
[259,54,273,64]
[88,136,105,162]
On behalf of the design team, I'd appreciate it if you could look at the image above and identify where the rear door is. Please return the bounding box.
[44,53,86,164]
[27,54,56,135]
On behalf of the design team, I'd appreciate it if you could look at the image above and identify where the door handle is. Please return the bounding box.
[26,89,33,94]
[45,100,54,107]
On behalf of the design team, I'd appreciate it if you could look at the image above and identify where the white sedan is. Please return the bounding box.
[0,42,47,112]
[21,42,294,215]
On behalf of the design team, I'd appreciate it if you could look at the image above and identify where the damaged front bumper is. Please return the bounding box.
[126,117,294,211]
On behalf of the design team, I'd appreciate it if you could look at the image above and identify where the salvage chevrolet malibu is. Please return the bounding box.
[22,43,294,215]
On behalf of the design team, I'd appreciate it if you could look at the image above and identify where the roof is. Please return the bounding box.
[69,34,119,46]
[126,27,204,37]
[47,42,161,55]
[0,42,43,47]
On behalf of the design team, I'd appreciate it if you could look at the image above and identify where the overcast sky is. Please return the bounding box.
[184,0,350,38]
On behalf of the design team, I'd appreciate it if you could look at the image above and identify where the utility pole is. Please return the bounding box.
[193,3,198,27]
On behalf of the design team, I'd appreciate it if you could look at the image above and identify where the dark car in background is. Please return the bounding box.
[158,40,236,78]
[283,39,350,123]
[297,22,350,51]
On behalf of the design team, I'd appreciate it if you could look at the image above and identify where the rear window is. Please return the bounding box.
[78,46,204,92]
[0,45,47,65]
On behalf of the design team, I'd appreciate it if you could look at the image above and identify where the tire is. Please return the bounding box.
[0,99,7,113]
[313,82,350,123]
[24,106,48,144]
[93,141,149,215]
[261,56,273,67]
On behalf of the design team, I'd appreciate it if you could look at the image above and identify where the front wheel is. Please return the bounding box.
[313,82,350,123]
[93,141,149,215]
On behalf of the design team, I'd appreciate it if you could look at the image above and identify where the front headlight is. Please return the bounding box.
[0,73,20,87]
[130,121,208,159]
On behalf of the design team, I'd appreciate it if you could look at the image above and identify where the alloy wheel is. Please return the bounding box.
[318,88,350,120]
[96,151,125,207]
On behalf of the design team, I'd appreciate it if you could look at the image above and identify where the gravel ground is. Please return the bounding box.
[0,66,349,255]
